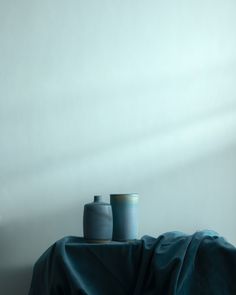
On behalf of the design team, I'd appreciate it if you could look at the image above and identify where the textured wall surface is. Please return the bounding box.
[0,1,236,294]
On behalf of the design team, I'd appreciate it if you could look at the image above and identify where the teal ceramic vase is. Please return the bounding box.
[110,193,139,241]
[83,195,113,243]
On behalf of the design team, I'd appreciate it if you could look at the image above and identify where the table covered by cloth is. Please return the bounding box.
[29,230,236,295]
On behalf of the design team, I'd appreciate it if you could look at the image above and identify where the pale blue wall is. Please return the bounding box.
[1,1,236,294]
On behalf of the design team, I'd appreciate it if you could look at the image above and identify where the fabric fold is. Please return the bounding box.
[29,231,236,295]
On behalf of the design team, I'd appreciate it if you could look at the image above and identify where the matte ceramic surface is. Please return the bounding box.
[83,195,113,242]
[110,193,139,241]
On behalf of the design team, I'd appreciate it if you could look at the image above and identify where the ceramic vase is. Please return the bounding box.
[83,195,113,242]
[110,193,139,241]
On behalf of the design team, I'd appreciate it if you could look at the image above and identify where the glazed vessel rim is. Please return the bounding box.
[110,193,138,197]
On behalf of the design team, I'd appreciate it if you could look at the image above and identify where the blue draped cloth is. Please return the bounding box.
[29,231,236,295]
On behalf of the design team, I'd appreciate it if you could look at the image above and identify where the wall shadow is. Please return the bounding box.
[0,201,84,295]
[0,266,33,295]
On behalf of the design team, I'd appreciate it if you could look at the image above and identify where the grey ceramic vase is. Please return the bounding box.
[110,193,139,241]
[83,195,113,243]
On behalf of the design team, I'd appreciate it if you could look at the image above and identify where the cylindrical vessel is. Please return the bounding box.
[83,195,113,243]
[110,193,139,241]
